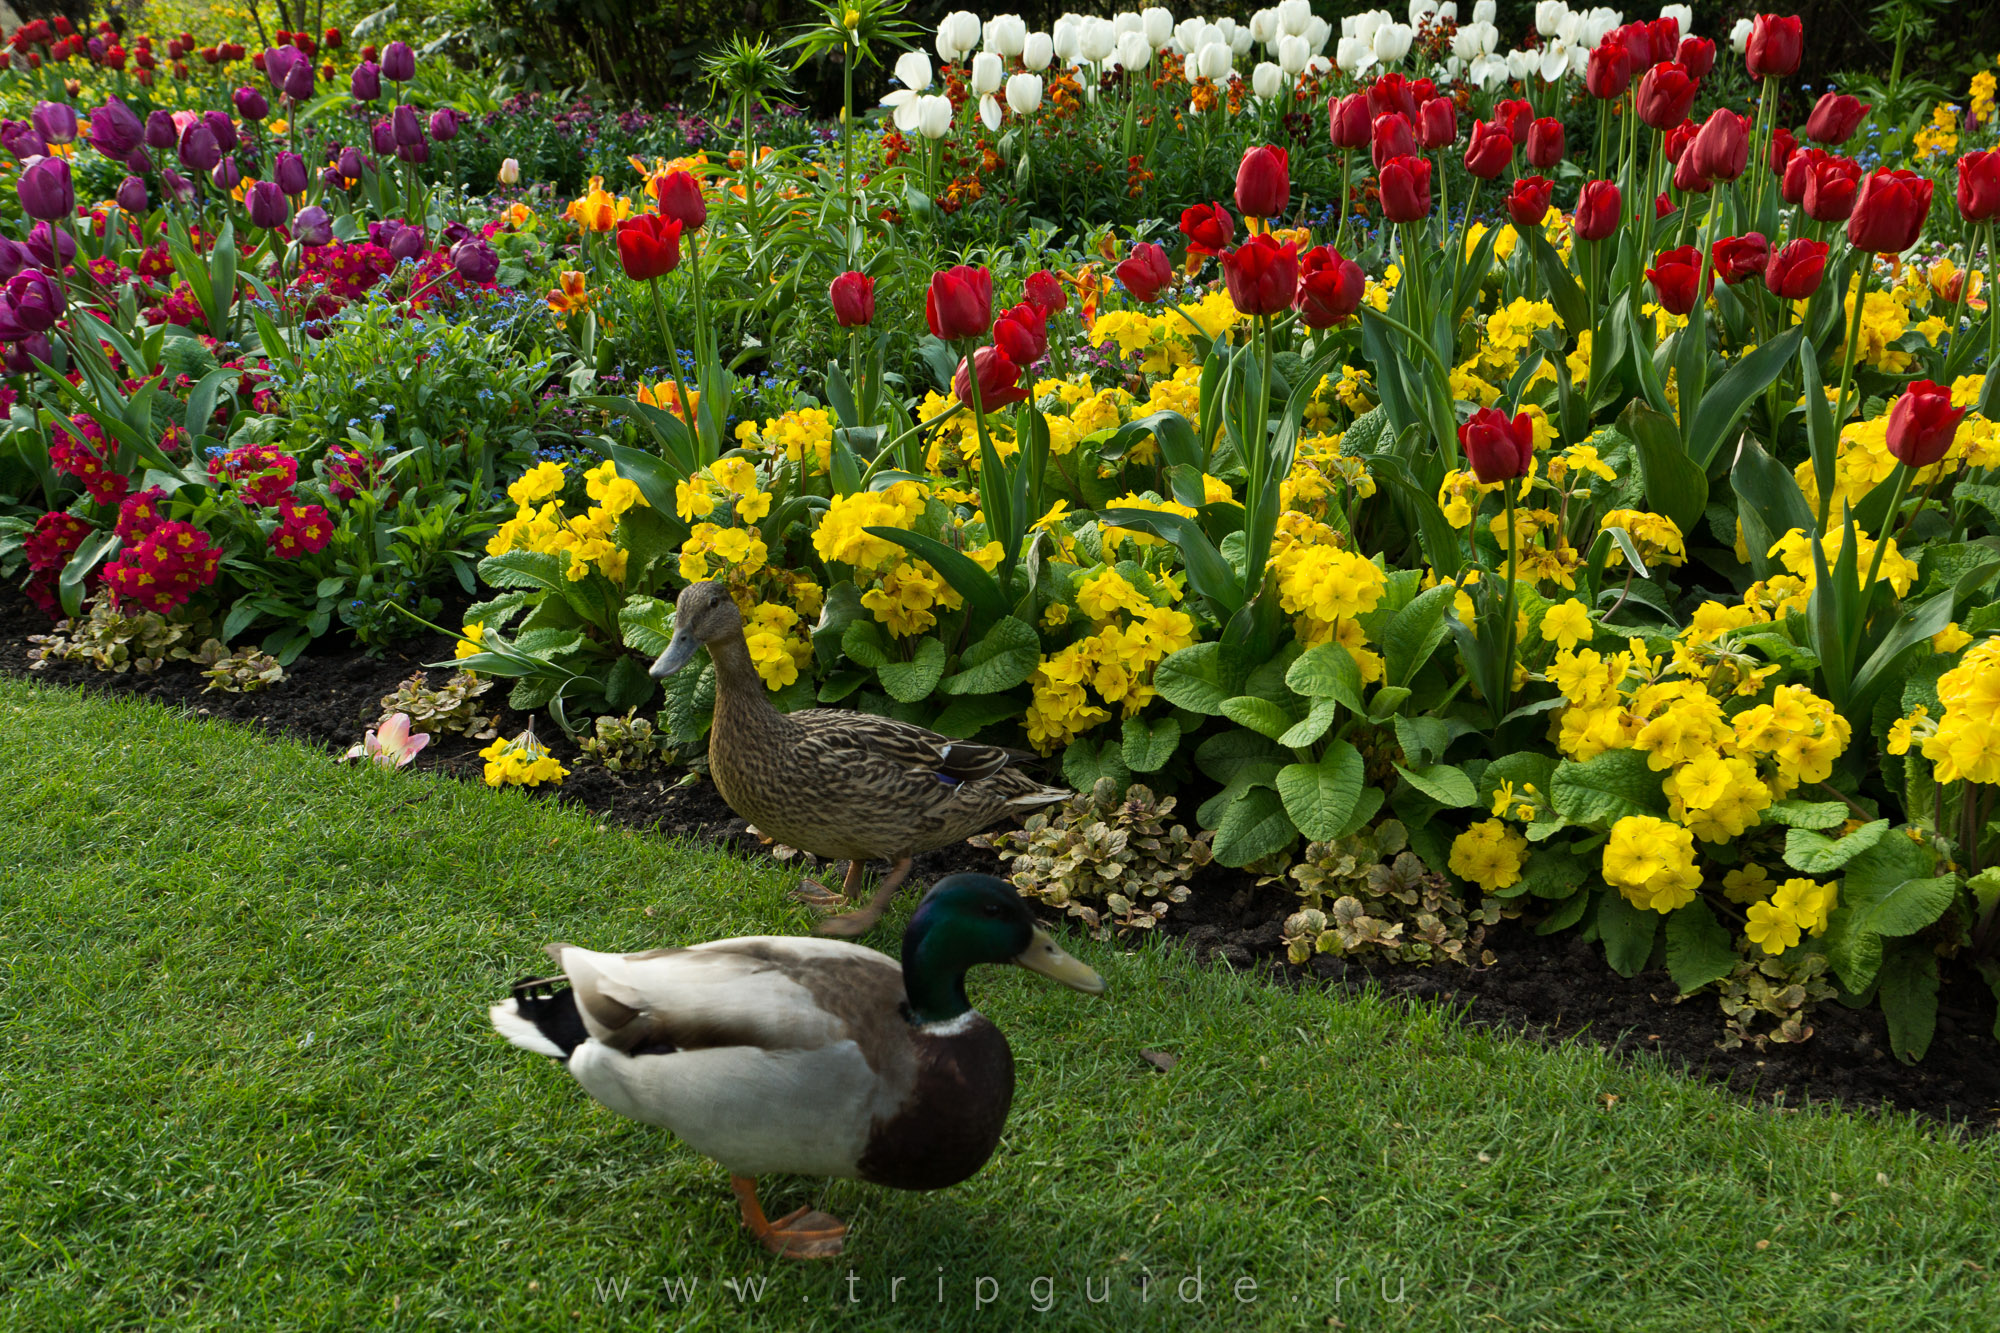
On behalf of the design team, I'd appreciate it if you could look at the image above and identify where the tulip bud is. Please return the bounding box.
[1525,116,1564,168]
[32,101,78,146]
[1234,143,1290,219]
[381,41,416,83]
[386,223,425,263]
[178,121,220,172]
[1676,35,1714,78]
[203,109,238,153]
[1690,107,1748,182]
[656,170,706,231]
[245,179,288,229]
[87,97,143,160]
[993,301,1049,365]
[392,104,423,148]
[429,107,460,142]
[15,156,73,220]
[1635,61,1699,132]
[452,238,499,285]
[1329,92,1371,148]
[1884,381,1967,468]
[1378,154,1433,223]
[1769,125,1797,175]
[1024,269,1066,316]
[926,264,994,340]
[1464,119,1513,179]
[1744,14,1802,79]
[1803,156,1861,221]
[1179,201,1236,257]
[115,174,148,212]
[351,61,381,102]
[498,157,521,186]
[1645,244,1711,315]
[1958,150,2000,223]
[1116,241,1174,303]
[1221,233,1299,316]
[1370,112,1418,170]
[1763,238,1828,299]
[1847,169,1934,255]
[339,146,366,180]
[829,271,876,327]
[1293,244,1364,328]
[1710,232,1769,285]
[294,204,333,246]
[1458,407,1533,483]
[1803,92,1870,145]
[1505,175,1554,227]
[211,156,241,192]
[274,150,308,196]
[953,344,1029,411]
[234,85,270,121]
[1418,97,1457,149]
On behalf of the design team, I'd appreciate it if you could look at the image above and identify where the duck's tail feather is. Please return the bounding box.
[490,975,588,1060]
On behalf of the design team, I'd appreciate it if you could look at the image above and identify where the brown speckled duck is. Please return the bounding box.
[650,581,1070,937]
[489,874,1105,1258]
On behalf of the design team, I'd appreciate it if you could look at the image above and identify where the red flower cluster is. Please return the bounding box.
[49,415,129,505]
[24,511,91,571]
[104,520,221,614]
[270,499,334,558]
[208,443,299,506]
[324,445,379,500]
[115,487,170,541]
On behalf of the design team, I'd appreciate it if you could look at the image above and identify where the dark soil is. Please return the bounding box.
[8,588,1998,1137]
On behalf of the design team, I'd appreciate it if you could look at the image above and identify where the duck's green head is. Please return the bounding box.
[902,873,1105,1024]
[650,580,740,678]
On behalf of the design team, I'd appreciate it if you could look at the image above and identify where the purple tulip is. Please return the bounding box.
[203,109,239,154]
[293,204,333,247]
[0,296,27,342]
[234,86,270,121]
[0,238,29,281]
[386,223,424,263]
[429,107,460,142]
[274,150,308,196]
[161,168,195,206]
[178,122,221,172]
[396,140,430,166]
[211,156,242,192]
[338,146,366,180]
[351,61,382,102]
[26,220,76,269]
[116,175,149,212]
[6,269,66,332]
[264,46,300,93]
[88,97,143,160]
[370,119,396,155]
[16,157,73,221]
[283,58,315,102]
[32,101,77,146]
[391,104,423,148]
[144,110,178,151]
[124,149,151,175]
[1,120,46,160]
[4,333,52,375]
[381,41,416,83]
[451,238,499,285]
[442,219,473,246]
[245,180,289,230]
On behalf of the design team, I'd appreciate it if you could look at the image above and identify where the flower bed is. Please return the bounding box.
[5,4,2000,1068]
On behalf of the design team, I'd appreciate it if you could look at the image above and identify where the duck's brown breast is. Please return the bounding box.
[856,1017,1015,1192]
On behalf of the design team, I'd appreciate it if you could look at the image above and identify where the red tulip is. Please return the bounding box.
[1494,98,1532,144]
[1459,408,1535,484]
[1617,22,1655,68]
[1179,201,1235,257]
[1024,268,1067,316]
[1294,245,1364,328]
[1221,234,1298,317]
[1366,73,1420,121]
[926,264,993,340]
[993,301,1049,364]
[1676,36,1715,78]
[1505,176,1554,228]
[1585,40,1632,100]
[1636,61,1699,131]
[1419,97,1457,150]
[1575,180,1622,241]
[1803,156,1861,222]
[1525,117,1564,169]
[1691,108,1749,182]
[1672,151,1711,195]
[1646,244,1712,315]
[1655,191,1677,219]
[1116,241,1174,303]
[1803,92,1870,145]
[1957,150,2000,223]
[615,213,681,280]
[829,270,875,327]
[1234,144,1289,219]
[1782,145,1829,204]
[1328,92,1371,149]
[1378,154,1433,223]
[953,344,1029,411]
[1884,380,1967,467]
[655,169,706,231]
[1370,112,1417,171]
[1463,120,1513,180]
[1745,14,1803,79]
[1764,238,1828,299]
[1769,125,1797,174]
[1664,120,1698,165]
[1648,15,1682,54]
[1847,169,1933,254]
[1710,232,1770,285]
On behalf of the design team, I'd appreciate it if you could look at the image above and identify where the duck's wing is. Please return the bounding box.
[788,710,1040,783]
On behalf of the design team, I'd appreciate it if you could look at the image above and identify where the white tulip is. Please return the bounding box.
[971,51,1004,96]
[1352,9,1387,45]
[1173,17,1203,53]
[1143,6,1175,48]
[1304,16,1332,52]
[1474,0,1496,22]
[1081,18,1117,63]
[1336,35,1374,75]
[1535,1,1569,37]
[1115,30,1152,71]
[1539,40,1569,81]
[1215,18,1240,44]
[916,94,954,139]
[1022,32,1053,70]
[1586,9,1623,46]
[1197,42,1233,80]
[1659,4,1692,33]
[1252,60,1284,98]
[986,15,1027,58]
[1729,16,1752,52]
[1006,71,1043,114]
[976,95,998,131]
[1053,17,1081,61]
[1113,12,1144,39]
[1278,0,1314,38]
[1232,29,1254,56]
[1278,33,1310,74]
[894,50,932,90]
[1372,21,1413,63]
[1437,2,1458,20]
[1409,0,1438,24]
[1557,12,1584,43]
[1451,22,1496,59]
[937,10,981,63]
[1570,43,1590,74]
[1506,47,1539,79]
[1469,53,1509,89]
[1250,9,1279,46]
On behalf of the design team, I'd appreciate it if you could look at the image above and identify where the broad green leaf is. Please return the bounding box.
[1279,699,1341,748]
[1518,846,1587,900]
[617,595,674,656]
[1597,889,1659,977]
[939,616,1040,695]
[931,695,1025,738]
[1783,819,1890,875]
[1383,583,1458,687]
[1220,694,1300,740]
[1550,749,1670,826]
[1062,736,1129,793]
[1876,942,1940,1064]
[1762,800,1849,830]
[1194,728,1288,787]
[1396,763,1478,808]
[1120,715,1182,772]
[1211,783,1299,867]
[604,655,654,710]
[1619,399,1708,537]
[1664,901,1737,995]
[1286,641,1366,713]
[1276,741,1366,841]
[1688,327,1806,470]
[841,618,890,669]
[877,637,947,703]
[1154,641,1252,715]
[477,549,567,593]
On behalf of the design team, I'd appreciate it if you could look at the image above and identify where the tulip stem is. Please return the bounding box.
[1334,151,1351,256]
[646,277,698,441]
[1849,461,1912,668]
[1988,222,1999,386]
[1824,257,1872,529]
[1748,74,1777,226]
[1497,477,1520,725]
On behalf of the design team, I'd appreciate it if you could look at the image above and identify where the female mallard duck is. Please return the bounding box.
[488,873,1104,1258]
[650,580,1070,937]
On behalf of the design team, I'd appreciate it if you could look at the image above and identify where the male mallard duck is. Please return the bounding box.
[650,580,1070,937]
[488,873,1104,1258]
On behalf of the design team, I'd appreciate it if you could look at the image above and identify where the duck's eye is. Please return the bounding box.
[983,903,1003,918]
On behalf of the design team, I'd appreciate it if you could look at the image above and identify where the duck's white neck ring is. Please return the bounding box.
[918,1010,983,1037]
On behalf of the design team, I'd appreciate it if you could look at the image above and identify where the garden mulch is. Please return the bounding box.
[8,587,1998,1137]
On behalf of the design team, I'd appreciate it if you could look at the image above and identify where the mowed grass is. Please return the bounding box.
[3,677,1998,1331]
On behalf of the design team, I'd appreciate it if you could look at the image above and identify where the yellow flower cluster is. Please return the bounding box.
[1744,875,1838,954]
[1025,567,1197,751]
[1599,509,1686,569]
[1479,298,1561,380]
[1602,814,1700,912]
[811,480,929,571]
[742,601,813,689]
[1747,526,1919,616]
[1973,68,1998,125]
[1903,636,2000,784]
[1449,818,1528,893]
[1798,373,1998,516]
[734,408,838,475]
[1913,101,1960,160]
[1281,427,1375,516]
[1837,272,1948,374]
[480,729,568,788]
[1269,523,1388,675]
[488,460,649,583]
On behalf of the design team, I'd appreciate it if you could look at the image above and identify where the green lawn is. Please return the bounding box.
[3,676,1997,1331]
